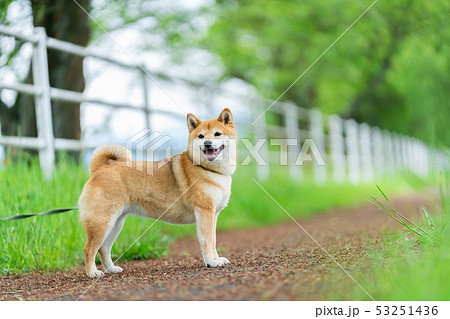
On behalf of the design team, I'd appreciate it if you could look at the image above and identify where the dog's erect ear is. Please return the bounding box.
[217,108,234,127]
[187,113,202,133]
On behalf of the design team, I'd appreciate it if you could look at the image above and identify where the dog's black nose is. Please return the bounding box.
[204,140,212,148]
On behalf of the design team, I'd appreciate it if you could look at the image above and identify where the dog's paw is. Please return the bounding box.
[106,266,123,274]
[87,270,104,278]
[206,257,230,268]
[217,257,230,264]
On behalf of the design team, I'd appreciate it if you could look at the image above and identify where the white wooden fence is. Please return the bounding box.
[0,25,447,182]
[251,103,446,184]
[0,25,177,178]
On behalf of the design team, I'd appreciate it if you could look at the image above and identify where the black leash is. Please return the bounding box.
[0,207,78,222]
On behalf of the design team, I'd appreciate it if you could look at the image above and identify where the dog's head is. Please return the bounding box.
[187,108,238,175]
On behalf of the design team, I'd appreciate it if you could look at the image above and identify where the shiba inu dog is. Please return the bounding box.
[78,109,237,278]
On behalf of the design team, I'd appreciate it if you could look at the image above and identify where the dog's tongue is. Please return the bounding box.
[205,149,217,159]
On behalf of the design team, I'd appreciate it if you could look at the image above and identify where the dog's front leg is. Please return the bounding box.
[213,213,230,264]
[195,210,228,267]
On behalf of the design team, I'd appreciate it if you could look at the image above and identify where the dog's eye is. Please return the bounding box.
[198,134,204,139]
[214,132,222,137]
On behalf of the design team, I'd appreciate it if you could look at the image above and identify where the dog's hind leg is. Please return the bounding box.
[81,210,117,278]
[99,213,126,274]
[83,230,108,278]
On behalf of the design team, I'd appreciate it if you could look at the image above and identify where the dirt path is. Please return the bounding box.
[0,192,433,301]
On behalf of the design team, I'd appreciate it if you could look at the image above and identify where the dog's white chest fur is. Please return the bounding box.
[203,172,232,215]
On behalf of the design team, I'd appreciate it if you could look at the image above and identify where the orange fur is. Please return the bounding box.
[79,109,237,277]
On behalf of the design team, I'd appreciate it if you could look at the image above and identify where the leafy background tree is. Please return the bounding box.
[1,0,449,149]
[192,0,449,145]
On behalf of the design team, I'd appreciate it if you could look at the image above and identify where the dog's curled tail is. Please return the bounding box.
[90,144,132,173]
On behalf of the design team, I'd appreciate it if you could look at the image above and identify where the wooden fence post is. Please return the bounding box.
[253,106,270,180]
[419,141,426,175]
[140,67,151,129]
[309,109,326,184]
[407,137,415,171]
[0,123,4,164]
[392,134,402,171]
[32,27,55,179]
[401,135,408,170]
[283,103,302,180]
[422,141,430,176]
[328,114,345,183]
[383,130,395,173]
[414,139,420,172]
[415,140,421,175]
[417,141,424,176]
[359,123,373,183]
[425,145,431,175]
[417,139,427,176]
[344,119,360,184]
[371,127,384,179]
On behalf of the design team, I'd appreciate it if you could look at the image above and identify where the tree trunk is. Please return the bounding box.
[32,0,90,141]
[0,0,89,158]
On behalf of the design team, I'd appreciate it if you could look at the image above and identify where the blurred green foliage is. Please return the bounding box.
[91,0,450,145]
[0,1,13,21]
[2,0,449,144]
[196,0,449,145]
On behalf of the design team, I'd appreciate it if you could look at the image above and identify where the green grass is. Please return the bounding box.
[369,184,447,245]
[328,172,449,300]
[0,156,415,275]
[329,232,450,300]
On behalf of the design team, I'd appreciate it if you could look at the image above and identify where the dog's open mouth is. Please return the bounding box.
[203,145,225,161]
